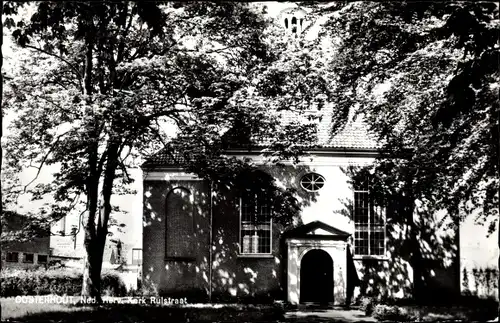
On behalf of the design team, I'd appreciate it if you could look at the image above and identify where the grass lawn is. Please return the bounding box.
[2,296,498,322]
[366,302,498,322]
[1,297,284,322]
[399,305,498,322]
[1,297,95,322]
[1,297,95,321]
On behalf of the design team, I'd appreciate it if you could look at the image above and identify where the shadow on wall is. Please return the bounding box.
[353,200,460,305]
[266,163,321,223]
[333,198,355,222]
[209,164,319,303]
[340,166,460,305]
[463,267,498,299]
[142,178,212,301]
[142,163,320,303]
[413,205,460,303]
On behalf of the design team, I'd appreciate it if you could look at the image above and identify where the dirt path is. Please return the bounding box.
[284,308,377,322]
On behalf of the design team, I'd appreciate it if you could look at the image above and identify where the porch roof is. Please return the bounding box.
[283,220,351,241]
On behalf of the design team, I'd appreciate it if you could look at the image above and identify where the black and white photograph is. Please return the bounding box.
[1,1,499,322]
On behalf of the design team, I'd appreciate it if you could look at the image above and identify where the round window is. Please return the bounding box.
[300,173,325,192]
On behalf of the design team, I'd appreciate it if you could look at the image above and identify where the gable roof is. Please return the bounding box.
[142,142,190,168]
[283,220,351,240]
[290,110,379,149]
[142,110,380,168]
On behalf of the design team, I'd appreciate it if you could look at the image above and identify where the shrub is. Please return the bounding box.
[372,304,412,321]
[140,279,159,297]
[360,296,377,316]
[101,270,127,297]
[1,268,126,297]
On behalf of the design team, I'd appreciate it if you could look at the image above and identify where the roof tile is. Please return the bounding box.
[143,110,380,167]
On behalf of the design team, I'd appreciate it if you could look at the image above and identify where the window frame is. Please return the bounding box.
[59,216,66,236]
[6,251,19,263]
[300,172,326,192]
[37,254,48,264]
[132,248,142,265]
[23,253,34,264]
[353,177,387,259]
[239,188,273,257]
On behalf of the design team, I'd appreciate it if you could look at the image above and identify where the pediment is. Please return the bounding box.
[283,221,350,240]
[311,228,336,235]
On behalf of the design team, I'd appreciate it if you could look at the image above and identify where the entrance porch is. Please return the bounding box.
[285,221,350,306]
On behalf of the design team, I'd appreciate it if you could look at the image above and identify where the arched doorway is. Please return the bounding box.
[300,249,334,304]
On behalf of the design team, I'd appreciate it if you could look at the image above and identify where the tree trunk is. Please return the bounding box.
[497,105,500,319]
[79,5,123,301]
[81,179,102,301]
[82,236,104,302]
[0,0,3,281]
[81,15,102,300]
[98,143,119,237]
[81,140,120,302]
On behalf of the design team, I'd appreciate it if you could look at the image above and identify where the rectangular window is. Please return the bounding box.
[23,253,34,263]
[59,216,66,236]
[132,248,142,265]
[240,189,272,255]
[6,252,19,263]
[354,176,386,256]
[37,254,48,264]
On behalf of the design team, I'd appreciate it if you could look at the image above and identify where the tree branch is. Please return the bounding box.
[23,130,72,192]
[23,44,82,80]
[116,1,132,64]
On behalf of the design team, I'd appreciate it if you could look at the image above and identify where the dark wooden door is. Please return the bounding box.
[300,249,334,304]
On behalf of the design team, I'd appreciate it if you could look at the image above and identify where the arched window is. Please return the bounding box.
[284,18,288,29]
[165,187,194,258]
[291,16,297,25]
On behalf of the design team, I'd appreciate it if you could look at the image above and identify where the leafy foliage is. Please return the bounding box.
[372,304,412,321]
[318,2,499,228]
[1,210,50,244]
[2,2,331,297]
[0,268,127,297]
[360,296,377,316]
[3,2,329,219]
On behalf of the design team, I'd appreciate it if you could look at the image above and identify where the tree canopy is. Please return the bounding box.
[3,0,498,302]
[315,1,499,230]
[2,2,330,298]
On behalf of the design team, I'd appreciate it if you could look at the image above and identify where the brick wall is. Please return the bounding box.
[2,213,51,269]
[1,250,50,269]
[211,185,284,302]
[142,156,480,304]
[143,179,211,300]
